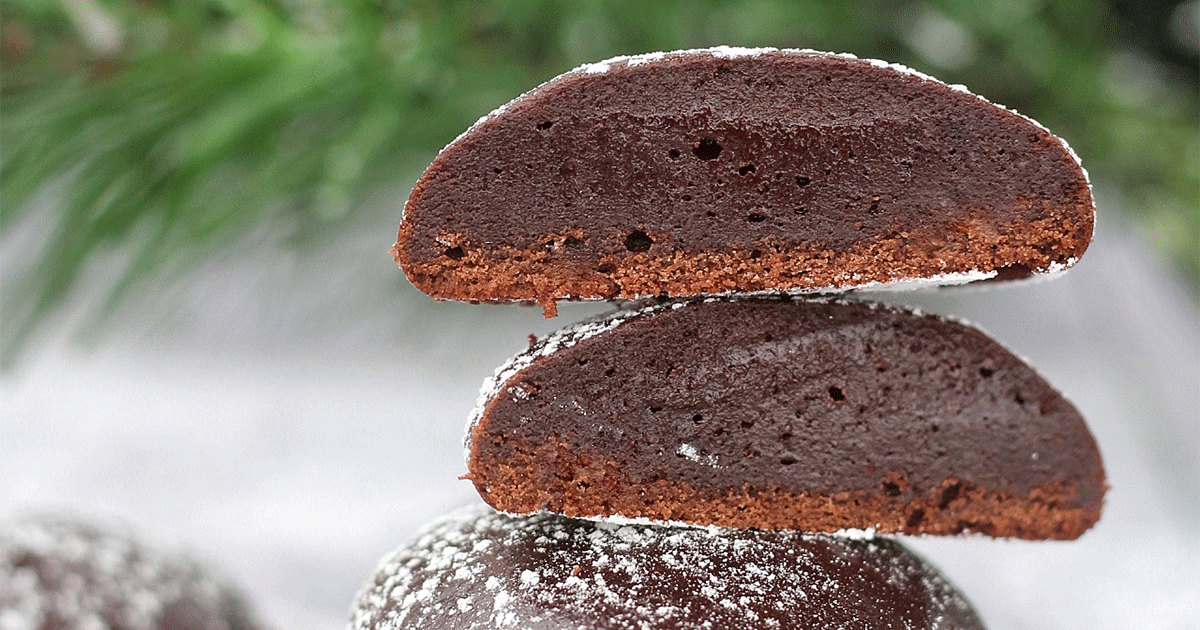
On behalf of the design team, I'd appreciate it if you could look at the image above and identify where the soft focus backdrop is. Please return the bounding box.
[1,1,1198,629]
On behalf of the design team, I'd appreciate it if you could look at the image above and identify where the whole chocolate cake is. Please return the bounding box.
[351,506,985,630]
[0,516,269,630]
[465,297,1106,539]
[393,47,1094,316]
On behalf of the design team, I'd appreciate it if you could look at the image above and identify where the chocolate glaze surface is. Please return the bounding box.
[351,505,985,630]
[467,297,1106,538]
[394,48,1094,312]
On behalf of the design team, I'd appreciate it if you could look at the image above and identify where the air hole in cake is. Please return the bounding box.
[931,423,940,433]
[691,414,704,424]
[597,263,615,274]
[882,481,903,496]
[993,263,1033,281]
[780,456,798,466]
[750,249,762,259]
[649,406,662,413]
[1014,392,1026,405]
[564,235,584,248]
[795,175,811,186]
[668,148,681,159]
[979,367,995,378]
[747,212,767,223]
[492,167,502,174]
[536,120,554,130]
[741,419,755,428]
[624,231,653,252]
[706,211,717,218]
[681,195,692,201]
[693,136,723,160]
[575,357,587,366]
[939,482,962,509]
[907,508,926,528]
[828,386,846,401]
[794,206,808,216]
[443,246,465,260]
[738,163,756,176]
[603,367,615,378]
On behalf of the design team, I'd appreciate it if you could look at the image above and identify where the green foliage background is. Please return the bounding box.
[2,0,1197,366]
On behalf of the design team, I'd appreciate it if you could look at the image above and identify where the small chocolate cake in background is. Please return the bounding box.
[0,515,270,630]
[465,297,1106,539]
[351,506,985,630]
[393,47,1094,316]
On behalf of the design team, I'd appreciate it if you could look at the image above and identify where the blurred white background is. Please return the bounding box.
[2,199,1197,629]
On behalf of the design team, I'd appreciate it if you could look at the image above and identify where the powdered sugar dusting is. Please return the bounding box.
[0,516,264,630]
[350,505,982,629]
[463,301,664,464]
[674,443,720,468]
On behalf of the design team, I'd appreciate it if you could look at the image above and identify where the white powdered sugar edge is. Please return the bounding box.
[462,300,677,465]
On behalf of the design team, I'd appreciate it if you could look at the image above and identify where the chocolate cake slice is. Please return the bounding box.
[464,297,1106,539]
[351,505,986,630]
[394,47,1094,316]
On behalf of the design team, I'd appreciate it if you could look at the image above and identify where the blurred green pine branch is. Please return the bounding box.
[1,0,1197,367]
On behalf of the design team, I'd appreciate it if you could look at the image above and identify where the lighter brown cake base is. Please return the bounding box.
[466,444,1101,540]
[397,215,1086,317]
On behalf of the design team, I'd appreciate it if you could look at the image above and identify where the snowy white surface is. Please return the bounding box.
[1,211,1197,629]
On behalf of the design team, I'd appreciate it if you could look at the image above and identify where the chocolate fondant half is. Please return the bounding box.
[394,47,1094,315]
[351,506,985,630]
[465,298,1106,539]
[0,516,269,630]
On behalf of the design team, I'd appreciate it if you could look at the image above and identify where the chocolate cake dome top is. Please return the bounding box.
[0,515,270,630]
[464,297,1106,539]
[394,47,1094,315]
[351,505,985,630]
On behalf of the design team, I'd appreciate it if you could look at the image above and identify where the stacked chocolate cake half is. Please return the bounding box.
[353,48,1106,630]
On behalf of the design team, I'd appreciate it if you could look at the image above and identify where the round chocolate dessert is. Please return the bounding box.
[0,515,269,630]
[351,505,985,630]
[465,297,1106,539]
[393,47,1094,316]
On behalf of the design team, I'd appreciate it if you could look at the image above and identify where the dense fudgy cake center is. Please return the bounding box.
[467,298,1105,538]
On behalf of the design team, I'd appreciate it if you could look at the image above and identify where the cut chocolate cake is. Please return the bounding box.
[352,505,985,630]
[0,515,270,630]
[464,297,1106,539]
[393,47,1094,316]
